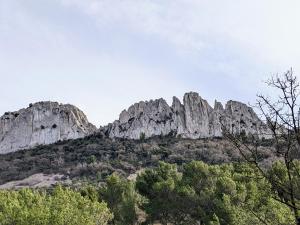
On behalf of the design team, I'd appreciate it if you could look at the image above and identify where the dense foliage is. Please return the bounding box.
[0,186,112,225]
[136,161,296,225]
[0,160,297,225]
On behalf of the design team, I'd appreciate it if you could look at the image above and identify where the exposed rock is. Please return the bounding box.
[0,93,270,154]
[223,100,268,137]
[209,101,224,137]
[105,99,174,139]
[183,92,213,138]
[0,173,70,189]
[171,96,186,134]
[102,92,270,139]
[0,102,96,154]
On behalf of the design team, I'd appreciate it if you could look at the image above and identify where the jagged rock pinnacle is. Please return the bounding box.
[102,92,270,140]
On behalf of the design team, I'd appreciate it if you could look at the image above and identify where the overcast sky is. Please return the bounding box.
[1,0,300,126]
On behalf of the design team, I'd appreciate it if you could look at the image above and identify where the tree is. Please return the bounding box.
[136,162,189,225]
[222,69,300,225]
[99,174,139,225]
[136,161,293,225]
[0,186,113,225]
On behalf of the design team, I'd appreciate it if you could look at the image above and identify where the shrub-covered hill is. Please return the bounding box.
[0,133,275,185]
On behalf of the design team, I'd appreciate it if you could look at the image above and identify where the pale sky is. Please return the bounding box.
[1,0,300,126]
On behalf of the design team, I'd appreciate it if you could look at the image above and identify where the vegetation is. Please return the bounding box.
[0,160,296,225]
[223,69,300,224]
[1,71,300,224]
[140,132,146,141]
[99,174,140,225]
[0,186,112,225]
[136,161,295,225]
[0,135,264,185]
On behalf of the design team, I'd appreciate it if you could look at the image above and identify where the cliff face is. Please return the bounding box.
[0,102,96,154]
[103,92,270,139]
[104,98,175,139]
[0,93,270,154]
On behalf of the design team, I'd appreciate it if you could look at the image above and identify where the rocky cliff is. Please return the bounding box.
[0,93,270,154]
[103,92,270,139]
[0,102,96,154]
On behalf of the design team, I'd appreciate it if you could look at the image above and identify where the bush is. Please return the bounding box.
[87,155,97,165]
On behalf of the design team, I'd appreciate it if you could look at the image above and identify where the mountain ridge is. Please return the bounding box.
[102,92,270,140]
[0,92,270,154]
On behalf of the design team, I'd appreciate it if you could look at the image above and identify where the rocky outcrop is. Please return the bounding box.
[223,100,267,136]
[0,102,96,154]
[104,98,175,139]
[0,93,270,153]
[103,92,270,139]
[182,92,213,138]
[209,101,225,137]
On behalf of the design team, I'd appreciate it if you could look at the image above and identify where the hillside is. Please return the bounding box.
[0,132,274,186]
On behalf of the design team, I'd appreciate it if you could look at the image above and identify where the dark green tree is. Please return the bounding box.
[99,174,139,225]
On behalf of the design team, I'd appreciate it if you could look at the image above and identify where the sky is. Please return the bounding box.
[1,0,300,127]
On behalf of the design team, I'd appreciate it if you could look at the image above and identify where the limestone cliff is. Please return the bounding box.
[0,102,96,154]
[104,98,174,139]
[103,92,269,139]
[0,93,270,154]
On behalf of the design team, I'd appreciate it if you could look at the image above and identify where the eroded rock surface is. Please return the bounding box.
[0,93,270,154]
[104,98,174,139]
[0,102,96,154]
[103,92,269,139]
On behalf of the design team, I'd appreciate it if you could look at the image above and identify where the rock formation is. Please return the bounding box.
[0,93,271,154]
[104,98,175,139]
[103,92,270,139]
[0,102,96,154]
